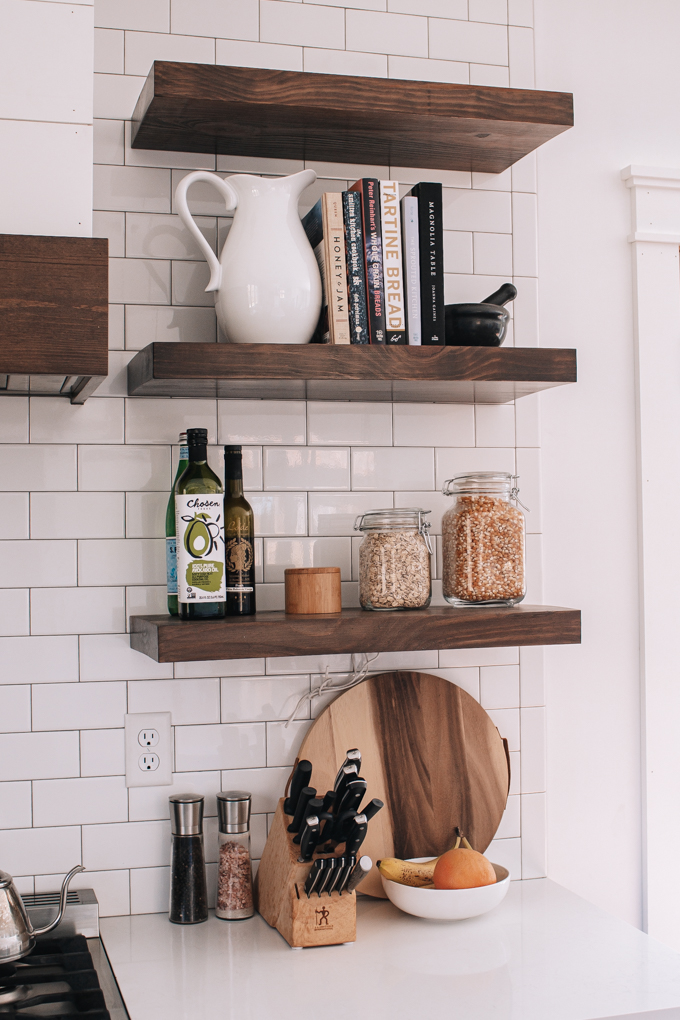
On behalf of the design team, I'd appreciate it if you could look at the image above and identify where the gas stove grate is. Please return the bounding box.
[0,936,111,1018]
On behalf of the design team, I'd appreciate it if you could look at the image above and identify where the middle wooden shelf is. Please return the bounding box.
[127,342,577,403]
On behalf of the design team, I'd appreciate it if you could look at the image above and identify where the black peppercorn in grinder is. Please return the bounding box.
[169,793,209,924]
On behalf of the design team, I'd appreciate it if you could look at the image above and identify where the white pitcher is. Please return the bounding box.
[175,169,322,345]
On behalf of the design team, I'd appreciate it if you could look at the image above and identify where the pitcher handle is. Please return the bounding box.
[174,171,238,293]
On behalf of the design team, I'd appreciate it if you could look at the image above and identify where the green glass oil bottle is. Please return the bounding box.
[165,431,188,616]
[224,446,256,616]
[175,428,226,620]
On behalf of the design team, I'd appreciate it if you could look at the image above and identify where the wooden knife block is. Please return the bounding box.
[255,799,356,948]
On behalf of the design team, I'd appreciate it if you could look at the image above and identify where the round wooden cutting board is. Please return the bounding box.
[297,670,510,898]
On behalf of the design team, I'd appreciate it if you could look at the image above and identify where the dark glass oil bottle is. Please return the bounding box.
[224,446,256,616]
[175,428,226,620]
[166,432,188,616]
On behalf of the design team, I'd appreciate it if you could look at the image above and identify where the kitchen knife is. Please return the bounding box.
[328,856,346,894]
[334,763,358,804]
[321,790,336,814]
[284,759,312,815]
[345,813,368,857]
[345,855,372,894]
[336,854,355,894]
[317,811,334,843]
[287,785,316,833]
[317,857,337,896]
[307,858,328,898]
[292,801,322,842]
[335,777,367,818]
[304,859,322,898]
[319,808,354,848]
[362,798,384,822]
[334,749,361,789]
[298,816,320,861]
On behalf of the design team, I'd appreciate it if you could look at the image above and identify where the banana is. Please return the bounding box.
[377,857,438,887]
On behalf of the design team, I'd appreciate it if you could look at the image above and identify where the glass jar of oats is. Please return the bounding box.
[354,508,432,611]
[441,473,525,607]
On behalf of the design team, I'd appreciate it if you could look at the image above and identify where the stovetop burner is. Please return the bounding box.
[0,935,110,1018]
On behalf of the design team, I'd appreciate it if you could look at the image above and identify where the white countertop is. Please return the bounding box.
[100,879,680,1020]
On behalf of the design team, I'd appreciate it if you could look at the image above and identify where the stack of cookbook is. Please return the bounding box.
[302,179,444,346]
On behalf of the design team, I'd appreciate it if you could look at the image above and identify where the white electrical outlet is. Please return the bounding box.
[125,712,173,787]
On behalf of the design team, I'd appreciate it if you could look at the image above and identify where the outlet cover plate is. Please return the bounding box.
[125,712,172,788]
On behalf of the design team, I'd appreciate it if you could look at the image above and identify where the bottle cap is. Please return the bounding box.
[217,790,251,833]
[224,445,242,456]
[186,428,208,446]
[169,793,204,835]
[178,431,187,441]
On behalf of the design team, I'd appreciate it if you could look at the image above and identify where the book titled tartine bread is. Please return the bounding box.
[302,193,351,344]
[349,178,385,344]
[379,180,406,345]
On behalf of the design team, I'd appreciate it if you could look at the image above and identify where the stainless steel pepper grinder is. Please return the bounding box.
[169,794,208,924]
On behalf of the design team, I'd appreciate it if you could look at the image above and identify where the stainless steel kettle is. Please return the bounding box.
[0,864,85,962]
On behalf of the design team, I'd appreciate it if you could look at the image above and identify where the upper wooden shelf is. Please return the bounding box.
[131,62,573,173]
[127,342,576,403]
[0,234,108,403]
[130,605,581,663]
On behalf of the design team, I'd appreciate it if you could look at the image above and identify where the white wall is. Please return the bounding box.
[0,1,546,917]
[535,0,680,928]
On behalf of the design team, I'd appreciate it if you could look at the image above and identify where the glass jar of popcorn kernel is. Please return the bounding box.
[354,508,432,611]
[441,473,525,607]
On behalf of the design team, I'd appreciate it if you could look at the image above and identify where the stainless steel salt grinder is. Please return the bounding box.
[215,791,254,920]
[169,794,208,925]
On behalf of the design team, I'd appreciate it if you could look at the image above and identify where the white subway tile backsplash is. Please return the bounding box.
[480,665,520,709]
[266,653,352,675]
[33,681,126,731]
[469,62,509,87]
[0,635,79,684]
[511,151,537,194]
[79,539,165,586]
[129,678,219,724]
[439,646,519,668]
[125,213,215,260]
[512,275,538,347]
[469,0,508,23]
[495,794,520,839]
[171,260,213,306]
[443,187,512,233]
[443,230,474,274]
[83,820,170,871]
[389,55,468,84]
[519,645,544,707]
[487,708,520,752]
[110,257,171,304]
[33,776,128,826]
[520,707,546,793]
[80,634,173,681]
[388,0,466,14]
[370,650,438,671]
[0,397,28,442]
[129,771,220,822]
[474,404,516,447]
[512,192,538,277]
[217,39,302,71]
[174,723,266,771]
[508,0,532,26]
[125,398,216,444]
[515,446,541,532]
[264,536,351,582]
[508,25,534,88]
[93,211,125,257]
[125,492,166,540]
[219,766,291,814]
[125,585,167,622]
[219,400,306,446]
[249,493,307,536]
[264,447,349,491]
[347,10,427,56]
[0,494,28,540]
[303,47,387,77]
[430,18,508,64]
[78,445,171,491]
[94,119,125,166]
[0,541,76,589]
[0,826,81,876]
[124,31,214,77]
[256,584,285,611]
[31,492,125,540]
[0,782,32,828]
[307,402,391,446]
[0,446,76,491]
[80,729,125,777]
[392,404,474,448]
[94,29,124,74]
[486,836,521,879]
[0,685,30,732]
[129,865,169,914]
[521,793,546,879]
[473,231,513,276]
[31,587,125,635]
[266,719,311,767]
[430,666,480,702]
[109,305,125,348]
[125,304,216,347]
[0,591,29,637]
[435,446,515,488]
[95,166,170,214]
[260,1,345,49]
[36,869,131,918]
[0,732,80,781]
[309,491,392,535]
[221,675,310,724]
[171,0,258,39]
[96,0,169,30]
[352,447,434,490]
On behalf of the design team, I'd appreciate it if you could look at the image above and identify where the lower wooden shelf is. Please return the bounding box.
[129,604,581,663]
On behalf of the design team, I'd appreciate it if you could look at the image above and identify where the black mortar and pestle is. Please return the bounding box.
[445,283,517,347]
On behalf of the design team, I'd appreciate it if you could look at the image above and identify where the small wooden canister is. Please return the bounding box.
[284,567,341,615]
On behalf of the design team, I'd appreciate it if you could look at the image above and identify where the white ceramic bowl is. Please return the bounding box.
[381,858,510,921]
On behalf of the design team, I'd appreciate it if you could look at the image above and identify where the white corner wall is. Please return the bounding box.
[535,0,680,928]
[0,0,94,235]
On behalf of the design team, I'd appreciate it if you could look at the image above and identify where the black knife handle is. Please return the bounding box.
[298,816,320,861]
[333,749,361,789]
[345,815,368,857]
[328,857,346,894]
[293,803,321,843]
[334,763,358,800]
[362,798,384,822]
[332,809,359,844]
[308,858,327,897]
[288,786,316,832]
[304,859,321,897]
[317,812,334,842]
[335,779,366,818]
[321,790,336,814]
[284,760,312,815]
[337,855,355,894]
[317,858,337,896]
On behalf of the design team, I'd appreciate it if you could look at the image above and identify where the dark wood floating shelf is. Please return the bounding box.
[0,234,108,403]
[128,342,576,403]
[131,62,573,173]
[130,605,581,663]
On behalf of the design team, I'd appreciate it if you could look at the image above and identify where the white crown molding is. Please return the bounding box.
[622,165,680,189]
[628,231,680,243]
[624,165,680,241]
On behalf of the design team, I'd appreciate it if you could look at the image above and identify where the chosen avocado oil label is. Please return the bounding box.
[175,494,226,603]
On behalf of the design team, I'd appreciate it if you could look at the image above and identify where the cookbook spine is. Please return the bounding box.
[302,198,329,344]
[322,193,351,345]
[349,178,385,344]
[379,180,406,345]
[401,196,421,345]
[409,182,444,346]
[342,191,369,344]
